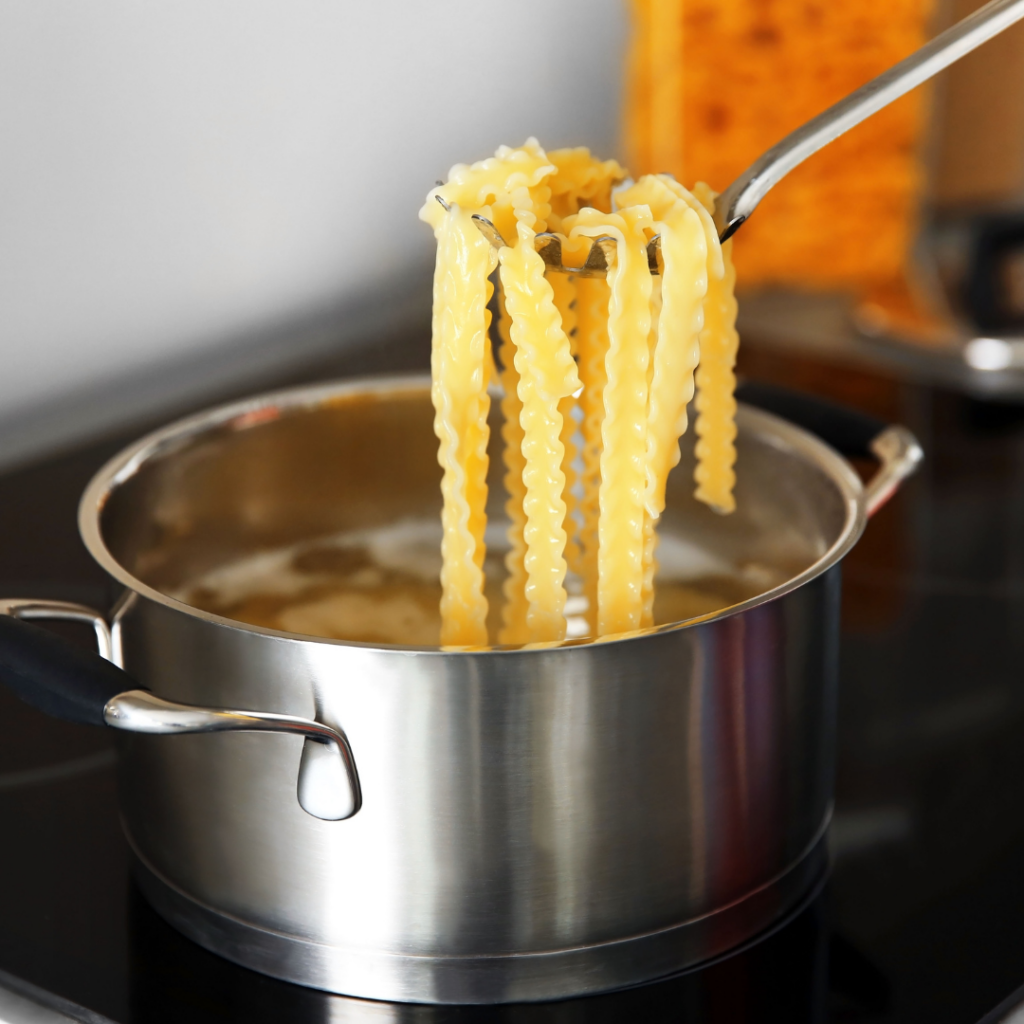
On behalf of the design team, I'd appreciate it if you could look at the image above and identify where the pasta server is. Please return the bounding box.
[435,193,661,276]
[465,0,1024,272]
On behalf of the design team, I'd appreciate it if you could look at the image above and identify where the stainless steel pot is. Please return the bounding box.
[0,375,920,1004]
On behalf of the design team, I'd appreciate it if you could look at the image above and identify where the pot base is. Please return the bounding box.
[129,828,829,1005]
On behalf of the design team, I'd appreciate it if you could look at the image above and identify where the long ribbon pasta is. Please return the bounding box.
[567,206,654,636]
[547,272,581,579]
[419,202,496,646]
[496,284,530,645]
[617,176,710,623]
[421,143,741,646]
[575,275,611,636]
[500,216,580,643]
[692,183,739,515]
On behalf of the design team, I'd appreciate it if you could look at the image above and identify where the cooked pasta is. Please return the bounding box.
[616,175,709,622]
[546,149,623,626]
[419,202,495,646]
[421,141,741,645]
[567,205,654,636]
[496,283,531,645]
[641,274,662,628]
[575,274,611,635]
[692,185,740,515]
[548,272,581,580]
[499,224,580,643]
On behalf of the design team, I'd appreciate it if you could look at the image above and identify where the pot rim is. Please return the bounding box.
[78,373,866,655]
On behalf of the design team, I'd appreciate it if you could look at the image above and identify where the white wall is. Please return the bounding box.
[0,1,626,467]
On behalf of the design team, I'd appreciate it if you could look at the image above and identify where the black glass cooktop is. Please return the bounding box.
[3,333,1024,1023]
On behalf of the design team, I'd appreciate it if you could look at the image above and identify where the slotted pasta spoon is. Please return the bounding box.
[462,0,1024,273]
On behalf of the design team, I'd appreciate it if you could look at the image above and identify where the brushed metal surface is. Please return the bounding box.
[130,830,830,1003]
[103,689,360,821]
[72,376,870,1002]
[113,568,839,951]
[0,599,114,662]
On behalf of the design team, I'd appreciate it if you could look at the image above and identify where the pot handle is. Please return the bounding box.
[735,381,923,517]
[0,600,360,821]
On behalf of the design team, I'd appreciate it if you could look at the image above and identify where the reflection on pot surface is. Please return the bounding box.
[0,375,919,1003]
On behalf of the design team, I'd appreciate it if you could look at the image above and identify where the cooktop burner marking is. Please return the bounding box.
[0,748,115,792]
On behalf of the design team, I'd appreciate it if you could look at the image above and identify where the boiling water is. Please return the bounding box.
[178,518,783,646]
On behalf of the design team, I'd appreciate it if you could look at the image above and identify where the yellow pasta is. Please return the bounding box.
[575,275,611,636]
[419,202,496,646]
[422,141,741,646]
[548,272,581,579]
[496,285,531,645]
[567,206,654,636]
[692,183,739,515]
[500,218,580,643]
[618,175,712,620]
[547,150,623,612]
[548,272,577,347]
[641,275,662,628]
[469,281,495,576]
[693,241,739,514]
[547,148,625,233]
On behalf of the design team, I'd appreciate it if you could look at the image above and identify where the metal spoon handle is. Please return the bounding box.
[714,0,1024,241]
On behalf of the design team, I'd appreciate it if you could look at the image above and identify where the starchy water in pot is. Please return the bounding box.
[176,518,784,646]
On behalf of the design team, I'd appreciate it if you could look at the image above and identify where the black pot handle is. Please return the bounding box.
[735,380,923,517]
[0,598,361,820]
[0,601,130,725]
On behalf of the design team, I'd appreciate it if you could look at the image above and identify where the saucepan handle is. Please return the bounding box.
[735,381,923,517]
[0,600,360,821]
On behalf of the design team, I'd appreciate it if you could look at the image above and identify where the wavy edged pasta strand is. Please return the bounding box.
[691,183,739,515]
[421,204,495,646]
[575,276,611,635]
[496,283,530,645]
[422,142,742,647]
[567,206,654,636]
[618,175,710,622]
[548,272,581,578]
[500,219,580,643]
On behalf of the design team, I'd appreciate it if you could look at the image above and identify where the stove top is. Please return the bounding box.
[3,333,1024,1023]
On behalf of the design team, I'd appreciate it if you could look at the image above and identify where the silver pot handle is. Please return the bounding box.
[104,689,361,821]
[736,382,923,518]
[864,426,924,518]
[0,599,360,821]
[0,598,115,660]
